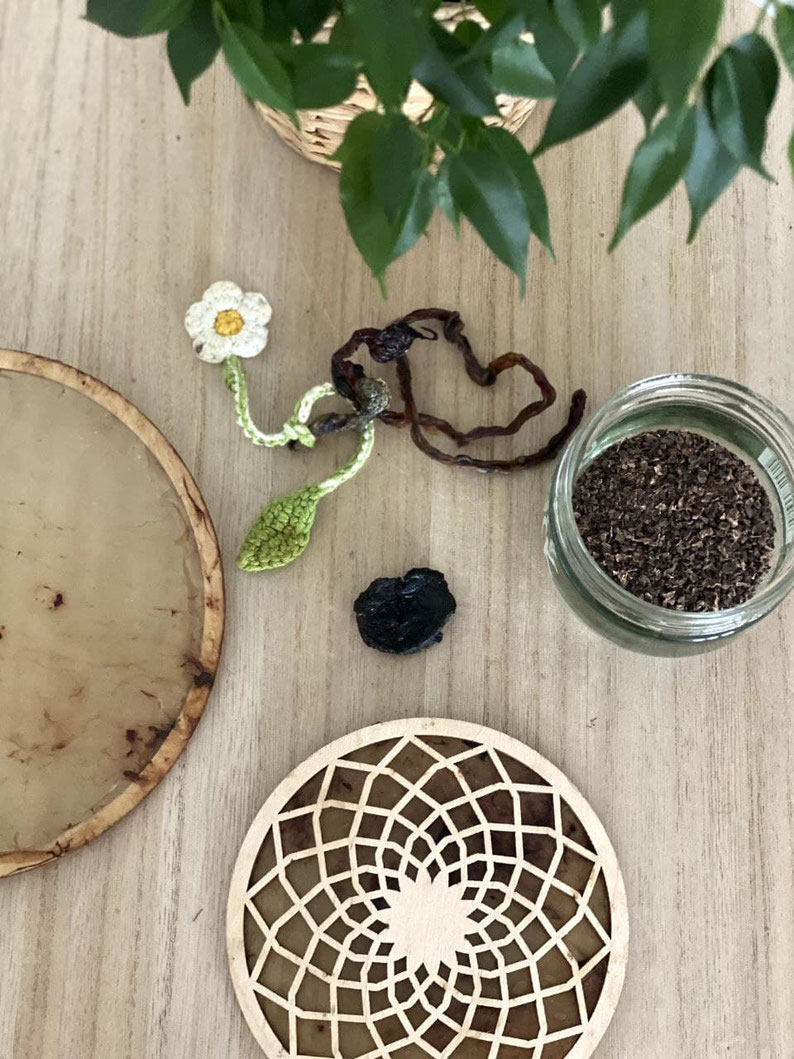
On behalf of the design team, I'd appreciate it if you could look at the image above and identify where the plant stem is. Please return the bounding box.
[212,1,229,32]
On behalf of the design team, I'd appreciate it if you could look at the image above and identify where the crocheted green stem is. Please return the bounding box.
[317,420,375,496]
[238,421,376,572]
[223,355,323,449]
[224,354,379,571]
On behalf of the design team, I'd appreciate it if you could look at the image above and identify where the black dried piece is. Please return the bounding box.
[369,321,425,363]
[354,568,457,654]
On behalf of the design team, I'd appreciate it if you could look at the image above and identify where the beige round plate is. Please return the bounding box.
[228,719,628,1059]
[0,350,224,877]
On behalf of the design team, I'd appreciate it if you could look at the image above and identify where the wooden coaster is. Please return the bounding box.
[228,719,628,1059]
[0,351,224,877]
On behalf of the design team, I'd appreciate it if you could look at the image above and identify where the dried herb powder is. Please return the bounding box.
[572,430,776,612]
[354,569,456,654]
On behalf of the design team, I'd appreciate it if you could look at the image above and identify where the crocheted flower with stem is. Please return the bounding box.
[187,279,386,572]
[185,281,272,363]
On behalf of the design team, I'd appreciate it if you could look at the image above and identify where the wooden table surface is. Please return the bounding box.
[2,2,793,1056]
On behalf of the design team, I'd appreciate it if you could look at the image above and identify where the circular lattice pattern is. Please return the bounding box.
[228,720,628,1059]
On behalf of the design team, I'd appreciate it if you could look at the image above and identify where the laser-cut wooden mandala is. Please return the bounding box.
[227,719,628,1059]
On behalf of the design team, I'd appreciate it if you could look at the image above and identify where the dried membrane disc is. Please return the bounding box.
[227,719,628,1059]
[0,350,223,876]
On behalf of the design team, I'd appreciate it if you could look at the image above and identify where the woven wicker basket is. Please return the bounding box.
[256,3,536,169]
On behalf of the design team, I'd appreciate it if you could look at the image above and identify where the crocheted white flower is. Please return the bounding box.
[185,281,272,363]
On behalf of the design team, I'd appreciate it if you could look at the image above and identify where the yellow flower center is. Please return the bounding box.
[214,308,245,337]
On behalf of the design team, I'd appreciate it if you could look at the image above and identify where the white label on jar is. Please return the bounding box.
[758,447,794,544]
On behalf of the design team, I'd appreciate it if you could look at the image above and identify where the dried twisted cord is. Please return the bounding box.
[312,307,587,473]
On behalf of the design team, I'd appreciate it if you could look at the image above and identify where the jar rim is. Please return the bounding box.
[552,373,794,639]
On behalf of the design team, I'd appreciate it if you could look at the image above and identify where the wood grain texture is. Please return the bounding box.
[0,1,792,1056]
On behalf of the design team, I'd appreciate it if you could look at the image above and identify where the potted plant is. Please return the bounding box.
[86,0,794,292]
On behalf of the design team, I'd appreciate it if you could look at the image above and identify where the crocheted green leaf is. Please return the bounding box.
[238,484,323,571]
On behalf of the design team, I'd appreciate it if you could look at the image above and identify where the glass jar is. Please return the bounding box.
[545,374,794,656]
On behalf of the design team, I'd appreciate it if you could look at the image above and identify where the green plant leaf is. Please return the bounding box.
[346,0,423,108]
[491,40,558,98]
[647,0,722,107]
[223,0,264,32]
[138,0,192,34]
[329,11,354,51]
[525,7,577,85]
[167,0,219,102]
[534,11,649,155]
[221,22,295,116]
[789,129,794,179]
[552,0,601,51]
[633,77,661,129]
[706,34,778,177]
[464,11,527,61]
[392,169,436,258]
[480,125,553,257]
[611,0,642,26]
[335,112,434,287]
[610,107,696,250]
[85,0,150,37]
[435,108,464,150]
[436,159,461,233]
[684,106,741,242]
[287,43,357,107]
[286,0,337,40]
[454,20,485,50]
[732,32,779,111]
[259,0,293,42]
[447,147,530,291]
[372,114,424,222]
[429,19,468,58]
[473,0,511,20]
[777,7,794,77]
[336,114,396,282]
[413,52,498,116]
